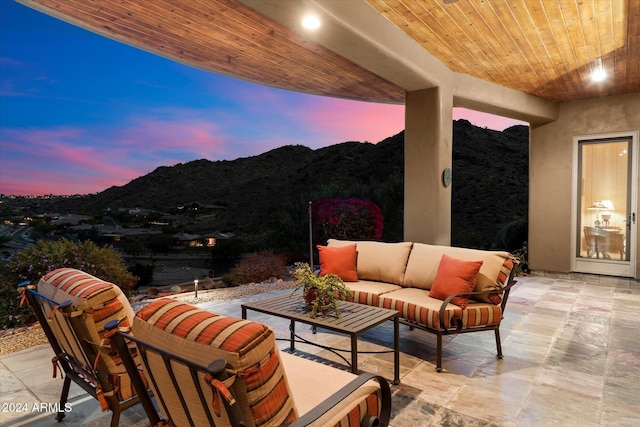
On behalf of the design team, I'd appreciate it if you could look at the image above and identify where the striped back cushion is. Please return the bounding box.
[133,298,297,427]
[37,268,137,400]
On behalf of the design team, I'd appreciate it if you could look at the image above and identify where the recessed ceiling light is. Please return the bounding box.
[591,58,607,82]
[591,67,607,82]
[301,15,321,30]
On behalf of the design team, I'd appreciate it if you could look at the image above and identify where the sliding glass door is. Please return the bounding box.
[572,132,638,277]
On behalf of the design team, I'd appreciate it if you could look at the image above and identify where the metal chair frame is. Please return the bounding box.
[403,267,518,372]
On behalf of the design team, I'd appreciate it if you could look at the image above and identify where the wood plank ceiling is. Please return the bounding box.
[17,0,640,104]
[367,0,640,102]
[18,0,406,103]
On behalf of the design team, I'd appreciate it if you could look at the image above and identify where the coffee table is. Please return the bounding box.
[242,293,400,384]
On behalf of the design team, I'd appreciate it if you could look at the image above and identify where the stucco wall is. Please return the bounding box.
[530,92,640,277]
[404,87,453,245]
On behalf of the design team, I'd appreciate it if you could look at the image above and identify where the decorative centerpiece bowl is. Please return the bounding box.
[290,262,352,318]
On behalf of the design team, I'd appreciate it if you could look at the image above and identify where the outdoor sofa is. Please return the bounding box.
[21,268,391,427]
[319,239,518,372]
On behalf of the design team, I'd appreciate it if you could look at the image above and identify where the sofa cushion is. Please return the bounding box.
[133,298,297,427]
[317,244,358,282]
[344,280,402,307]
[403,243,514,303]
[428,255,483,309]
[38,268,138,401]
[379,288,502,330]
[327,239,413,285]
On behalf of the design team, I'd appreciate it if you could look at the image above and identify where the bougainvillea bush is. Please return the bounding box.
[313,197,384,243]
[0,238,137,329]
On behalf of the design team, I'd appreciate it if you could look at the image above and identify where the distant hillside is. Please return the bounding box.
[452,120,529,248]
[41,120,529,251]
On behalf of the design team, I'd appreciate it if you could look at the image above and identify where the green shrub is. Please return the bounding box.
[221,251,287,287]
[0,238,137,329]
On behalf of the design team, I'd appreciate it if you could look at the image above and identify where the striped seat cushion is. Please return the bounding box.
[133,298,297,427]
[38,268,138,401]
[345,280,402,307]
[379,288,502,330]
[279,352,383,427]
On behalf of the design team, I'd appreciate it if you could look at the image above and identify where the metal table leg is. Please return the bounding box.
[290,320,296,352]
[351,334,358,374]
[394,315,400,384]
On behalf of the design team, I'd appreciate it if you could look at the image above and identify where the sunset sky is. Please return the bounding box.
[0,1,526,197]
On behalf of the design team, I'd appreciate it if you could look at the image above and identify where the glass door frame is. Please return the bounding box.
[571,131,638,277]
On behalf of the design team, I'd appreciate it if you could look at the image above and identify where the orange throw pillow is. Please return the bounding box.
[317,244,358,282]
[429,254,483,309]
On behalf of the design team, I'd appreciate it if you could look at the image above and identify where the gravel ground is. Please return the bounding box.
[0,324,48,356]
[0,279,295,356]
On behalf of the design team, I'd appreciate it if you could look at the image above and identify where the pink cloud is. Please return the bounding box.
[0,128,141,195]
[0,113,231,195]
[224,85,405,146]
[298,98,405,146]
[114,114,229,160]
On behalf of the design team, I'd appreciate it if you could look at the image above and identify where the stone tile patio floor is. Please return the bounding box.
[1,274,639,426]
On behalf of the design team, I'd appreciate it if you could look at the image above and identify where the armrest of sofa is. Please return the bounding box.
[287,373,391,427]
[438,280,518,332]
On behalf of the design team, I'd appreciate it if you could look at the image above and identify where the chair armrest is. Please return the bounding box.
[438,280,518,332]
[286,373,391,427]
[107,322,162,426]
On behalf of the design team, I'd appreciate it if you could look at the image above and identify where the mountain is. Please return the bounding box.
[30,120,529,250]
[452,120,529,247]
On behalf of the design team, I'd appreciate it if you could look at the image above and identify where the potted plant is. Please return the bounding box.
[290,263,352,318]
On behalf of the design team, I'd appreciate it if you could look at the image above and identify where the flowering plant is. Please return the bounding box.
[313,197,384,243]
[0,238,137,329]
[290,263,352,318]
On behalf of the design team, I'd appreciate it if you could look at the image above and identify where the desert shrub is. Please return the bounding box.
[221,251,287,287]
[0,238,137,329]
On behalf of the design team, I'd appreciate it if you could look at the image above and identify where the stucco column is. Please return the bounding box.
[404,87,453,245]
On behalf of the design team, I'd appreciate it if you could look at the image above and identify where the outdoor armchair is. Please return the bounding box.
[109,297,392,427]
[18,268,160,427]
